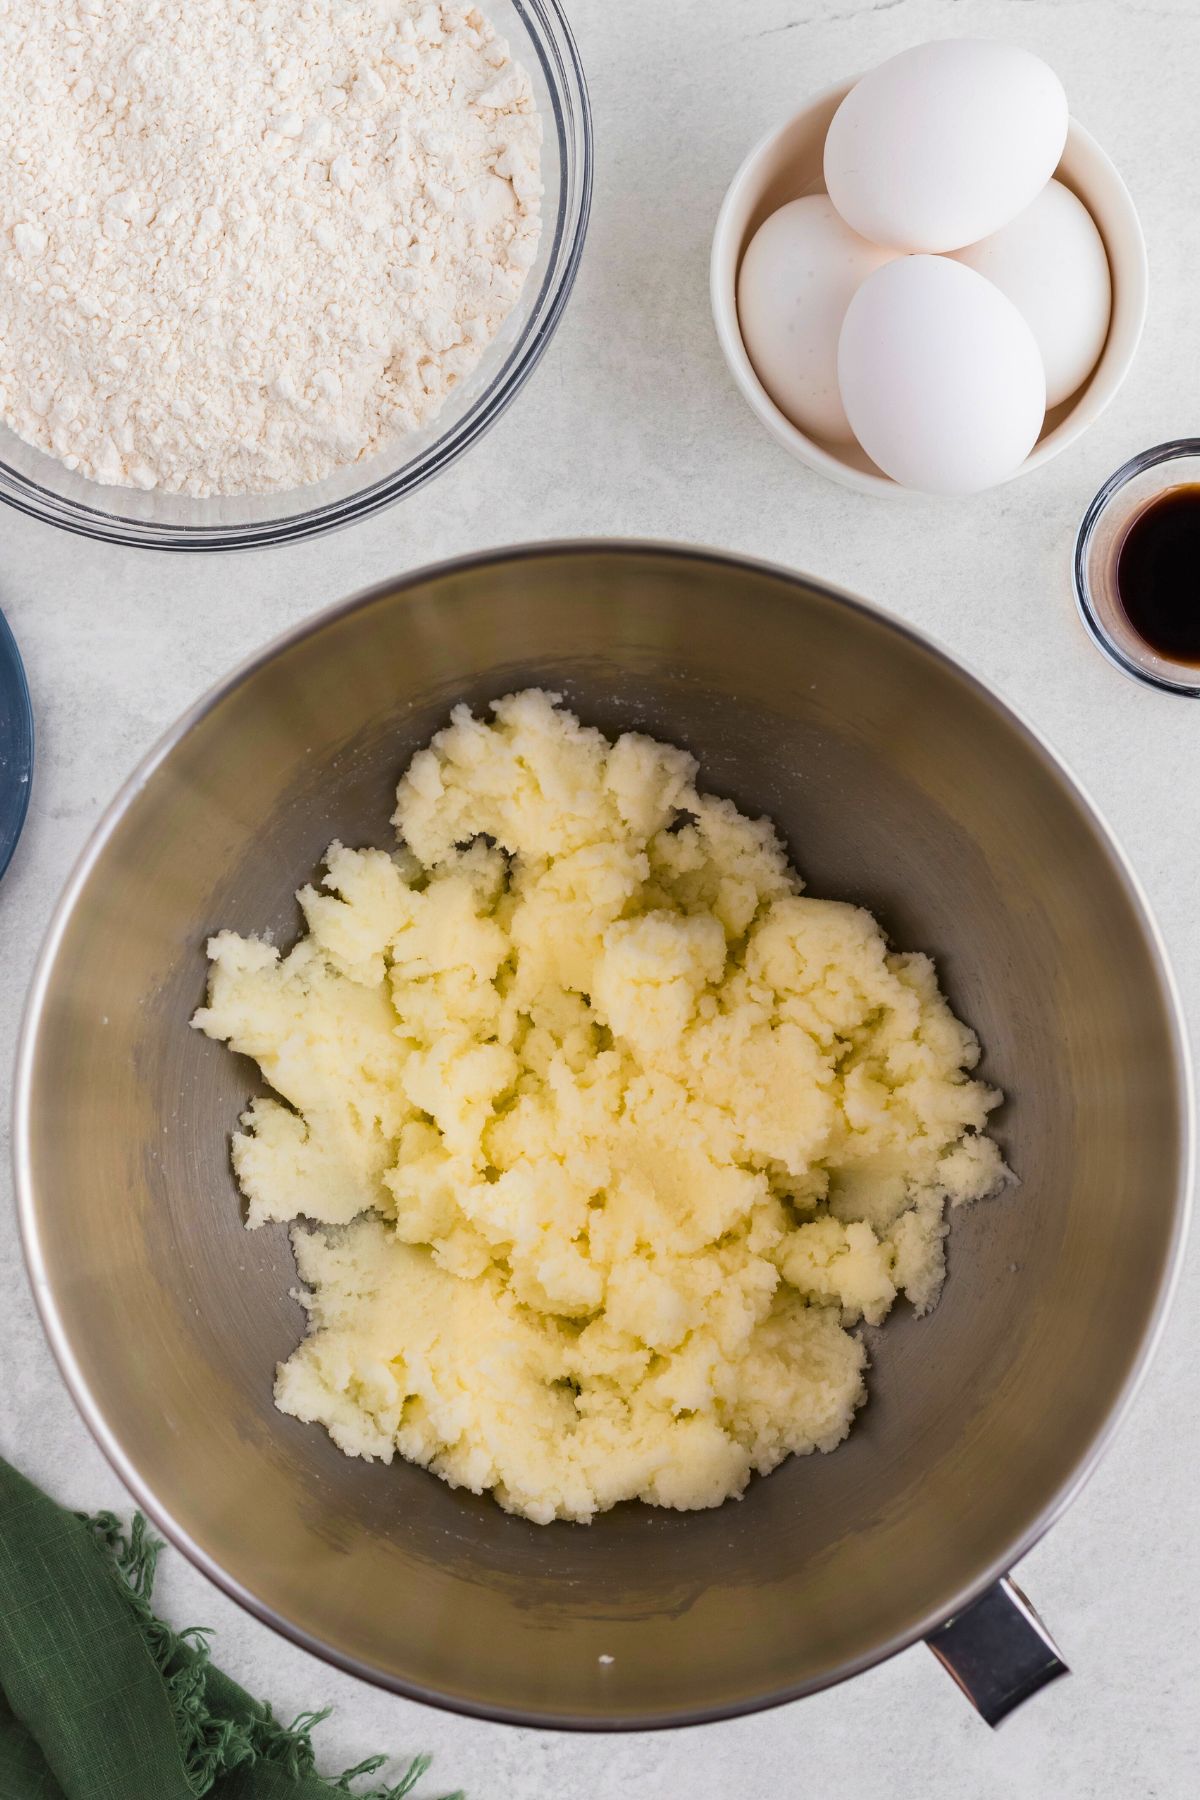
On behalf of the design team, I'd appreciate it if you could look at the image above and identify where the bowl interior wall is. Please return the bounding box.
[21,547,1186,1724]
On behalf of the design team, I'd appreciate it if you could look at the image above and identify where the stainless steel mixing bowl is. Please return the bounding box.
[16,543,1191,1729]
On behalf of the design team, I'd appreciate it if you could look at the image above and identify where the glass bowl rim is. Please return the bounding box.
[1073,438,1200,699]
[0,0,593,553]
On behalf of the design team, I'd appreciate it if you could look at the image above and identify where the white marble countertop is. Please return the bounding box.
[2,1,1198,1794]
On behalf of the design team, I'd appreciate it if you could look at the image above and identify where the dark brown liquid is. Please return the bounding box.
[1115,483,1200,665]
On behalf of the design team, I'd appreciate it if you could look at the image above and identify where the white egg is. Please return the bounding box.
[953,180,1111,408]
[837,256,1046,495]
[736,195,898,442]
[824,40,1069,253]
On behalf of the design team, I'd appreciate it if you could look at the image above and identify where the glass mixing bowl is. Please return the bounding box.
[0,1,591,552]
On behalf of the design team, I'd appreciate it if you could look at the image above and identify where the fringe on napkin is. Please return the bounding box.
[80,1511,460,1800]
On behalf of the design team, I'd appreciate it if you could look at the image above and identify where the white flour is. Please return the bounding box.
[0,1,541,496]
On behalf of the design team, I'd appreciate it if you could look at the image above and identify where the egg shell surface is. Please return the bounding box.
[953,180,1111,408]
[837,255,1047,495]
[736,195,899,443]
[824,39,1069,253]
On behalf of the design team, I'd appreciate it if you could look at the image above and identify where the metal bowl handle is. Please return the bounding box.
[926,1577,1069,1725]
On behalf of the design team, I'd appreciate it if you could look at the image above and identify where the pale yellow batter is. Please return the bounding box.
[194,690,1006,1523]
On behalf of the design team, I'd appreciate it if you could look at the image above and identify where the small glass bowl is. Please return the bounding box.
[1074,440,1200,697]
[0,0,591,552]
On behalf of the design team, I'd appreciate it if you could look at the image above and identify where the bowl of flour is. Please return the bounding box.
[0,1,590,548]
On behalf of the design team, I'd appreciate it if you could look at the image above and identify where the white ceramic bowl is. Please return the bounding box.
[711,80,1148,496]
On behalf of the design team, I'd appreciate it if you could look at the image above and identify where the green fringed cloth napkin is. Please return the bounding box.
[0,1459,458,1800]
